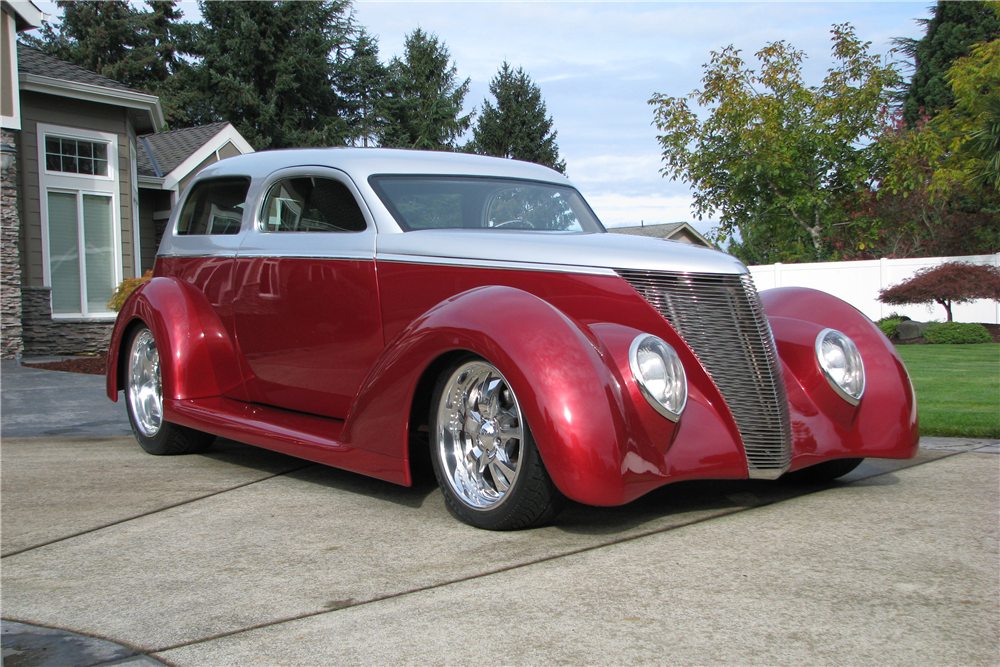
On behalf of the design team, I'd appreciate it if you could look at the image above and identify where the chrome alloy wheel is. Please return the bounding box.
[128,329,163,437]
[436,361,524,510]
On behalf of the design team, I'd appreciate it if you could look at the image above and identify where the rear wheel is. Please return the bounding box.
[125,325,214,455]
[781,458,863,483]
[430,356,564,530]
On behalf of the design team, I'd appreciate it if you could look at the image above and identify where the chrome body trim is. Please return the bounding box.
[617,270,793,479]
[375,254,617,276]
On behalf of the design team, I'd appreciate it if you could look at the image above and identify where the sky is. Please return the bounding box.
[33,1,935,235]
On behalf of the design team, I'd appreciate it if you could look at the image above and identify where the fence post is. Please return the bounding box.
[774,262,782,288]
[879,257,889,320]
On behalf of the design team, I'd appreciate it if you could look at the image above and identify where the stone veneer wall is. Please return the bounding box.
[1,128,23,359]
[21,286,114,356]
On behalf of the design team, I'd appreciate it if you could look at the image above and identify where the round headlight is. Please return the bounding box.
[629,334,687,421]
[816,328,865,405]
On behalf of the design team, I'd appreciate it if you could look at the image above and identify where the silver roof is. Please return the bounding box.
[171,148,747,276]
[195,147,571,185]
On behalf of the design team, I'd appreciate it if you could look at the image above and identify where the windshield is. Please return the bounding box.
[369,175,605,233]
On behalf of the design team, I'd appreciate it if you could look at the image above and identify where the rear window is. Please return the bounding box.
[176,177,251,235]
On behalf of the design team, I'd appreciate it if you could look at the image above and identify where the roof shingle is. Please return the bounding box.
[136,122,229,178]
[17,43,134,92]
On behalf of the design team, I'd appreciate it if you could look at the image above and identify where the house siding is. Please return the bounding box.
[16,92,137,355]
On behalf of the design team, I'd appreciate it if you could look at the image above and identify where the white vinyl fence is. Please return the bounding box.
[748,253,1000,324]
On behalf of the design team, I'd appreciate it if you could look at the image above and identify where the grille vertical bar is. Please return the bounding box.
[616,270,792,478]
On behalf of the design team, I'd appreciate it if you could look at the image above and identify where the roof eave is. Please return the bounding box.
[3,1,45,31]
[20,73,165,132]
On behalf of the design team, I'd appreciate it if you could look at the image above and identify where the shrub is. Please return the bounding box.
[878,317,902,338]
[876,313,908,338]
[921,322,992,344]
[107,271,152,313]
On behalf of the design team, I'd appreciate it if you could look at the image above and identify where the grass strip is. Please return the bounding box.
[896,343,999,439]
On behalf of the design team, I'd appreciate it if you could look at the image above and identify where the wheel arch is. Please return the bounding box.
[105,276,244,402]
[343,285,632,504]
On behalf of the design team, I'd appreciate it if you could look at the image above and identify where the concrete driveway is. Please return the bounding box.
[2,360,998,666]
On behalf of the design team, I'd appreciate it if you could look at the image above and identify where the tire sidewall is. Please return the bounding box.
[429,355,551,530]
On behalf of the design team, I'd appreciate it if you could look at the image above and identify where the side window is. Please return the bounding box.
[177,177,251,235]
[261,177,366,232]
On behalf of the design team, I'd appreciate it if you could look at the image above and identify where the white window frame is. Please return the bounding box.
[37,124,122,319]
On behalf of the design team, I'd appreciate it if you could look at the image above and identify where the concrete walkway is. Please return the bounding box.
[2,360,998,666]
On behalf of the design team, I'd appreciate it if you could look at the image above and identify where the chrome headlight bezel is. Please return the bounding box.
[815,328,865,405]
[629,334,687,422]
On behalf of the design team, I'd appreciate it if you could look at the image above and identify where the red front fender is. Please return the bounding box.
[761,287,919,468]
[106,276,244,403]
[340,285,637,505]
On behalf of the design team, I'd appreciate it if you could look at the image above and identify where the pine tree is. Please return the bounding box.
[899,1,1000,125]
[468,62,565,172]
[190,0,355,149]
[338,28,389,147]
[378,28,471,151]
[22,1,201,128]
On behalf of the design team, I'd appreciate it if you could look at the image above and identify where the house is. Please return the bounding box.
[1,1,252,359]
[609,222,715,248]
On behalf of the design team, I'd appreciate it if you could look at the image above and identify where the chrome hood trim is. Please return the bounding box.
[375,230,746,275]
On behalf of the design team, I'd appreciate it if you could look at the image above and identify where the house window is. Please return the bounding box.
[38,124,121,318]
[45,136,109,176]
[47,191,116,315]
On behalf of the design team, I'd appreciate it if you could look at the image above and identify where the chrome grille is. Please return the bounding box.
[616,270,791,478]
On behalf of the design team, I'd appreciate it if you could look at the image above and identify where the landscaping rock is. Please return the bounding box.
[896,320,931,340]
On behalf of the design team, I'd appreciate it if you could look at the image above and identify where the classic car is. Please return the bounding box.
[106,148,919,530]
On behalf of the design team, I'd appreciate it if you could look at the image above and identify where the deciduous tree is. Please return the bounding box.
[649,24,900,263]
[878,262,1000,322]
[468,62,565,172]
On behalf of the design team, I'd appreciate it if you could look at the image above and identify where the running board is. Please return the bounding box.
[164,397,410,486]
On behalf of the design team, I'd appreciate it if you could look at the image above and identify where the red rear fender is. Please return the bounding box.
[106,277,244,402]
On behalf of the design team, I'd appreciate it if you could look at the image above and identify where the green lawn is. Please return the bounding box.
[896,343,1000,439]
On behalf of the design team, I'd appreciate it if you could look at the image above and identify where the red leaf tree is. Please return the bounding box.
[879,262,1000,322]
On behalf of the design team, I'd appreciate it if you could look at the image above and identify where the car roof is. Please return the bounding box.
[197,147,574,186]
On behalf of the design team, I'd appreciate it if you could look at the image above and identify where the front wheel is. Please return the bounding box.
[430,356,564,530]
[125,325,215,455]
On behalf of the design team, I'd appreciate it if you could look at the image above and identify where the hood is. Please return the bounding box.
[375,229,747,275]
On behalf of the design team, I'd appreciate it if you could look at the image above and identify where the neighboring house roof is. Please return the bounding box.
[137,122,230,177]
[16,43,164,132]
[17,43,133,92]
[609,222,715,247]
[137,122,254,191]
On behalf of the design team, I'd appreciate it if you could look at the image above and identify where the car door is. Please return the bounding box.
[233,167,383,420]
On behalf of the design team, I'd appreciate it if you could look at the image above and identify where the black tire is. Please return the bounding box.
[124,325,215,456]
[781,458,863,483]
[429,355,565,530]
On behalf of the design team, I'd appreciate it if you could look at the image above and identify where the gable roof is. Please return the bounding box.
[16,43,164,132]
[17,43,133,92]
[136,122,230,177]
[610,222,688,239]
[609,222,714,247]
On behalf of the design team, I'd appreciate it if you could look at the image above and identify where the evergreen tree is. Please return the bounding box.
[468,62,566,173]
[899,1,1000,125]
[339,28,389,147]
[21,0,196,125]
[379,28,471,151]
[190,0,355,149]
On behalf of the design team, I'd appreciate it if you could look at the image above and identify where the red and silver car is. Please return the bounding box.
[106,148,919,530]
